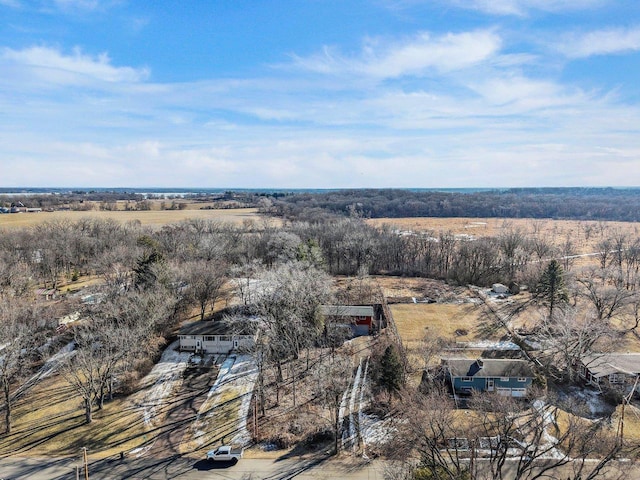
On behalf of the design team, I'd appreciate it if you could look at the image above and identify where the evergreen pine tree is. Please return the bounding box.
[535,259,569,319]
[379,343,404,398]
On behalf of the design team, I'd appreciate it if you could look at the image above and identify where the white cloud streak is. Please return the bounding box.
[446,0,605,16]
[558,26,640,58]
[291,29,501,78]
[1,46,149,86]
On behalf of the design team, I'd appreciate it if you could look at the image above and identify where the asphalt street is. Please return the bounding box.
[0,454,384,479]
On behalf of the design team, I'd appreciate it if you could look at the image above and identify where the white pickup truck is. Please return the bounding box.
[206,445,244,463]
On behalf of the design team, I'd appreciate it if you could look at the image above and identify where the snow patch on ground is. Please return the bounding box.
[360,414,394,445]
[453,340,521,351]
[130,341,191,427]
[13,341,76,401]
[557,386,612,418]
[532,400,565,460]
[189,355,258,448]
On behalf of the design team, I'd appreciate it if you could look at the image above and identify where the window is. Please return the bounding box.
[518,377,527,382]
[500,377,509,382]
[609,374,624,384]
[204,336,215,342]
[219,335,231,342]
[461,377,472,382]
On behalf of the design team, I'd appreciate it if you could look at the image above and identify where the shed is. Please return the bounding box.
[492,284,509,294]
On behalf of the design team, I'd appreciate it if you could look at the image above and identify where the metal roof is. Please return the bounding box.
[320,305,374,317]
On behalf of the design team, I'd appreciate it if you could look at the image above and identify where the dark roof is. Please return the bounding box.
[179,318,258,336]
[581,353,640,378]
[444,358,534,378]
[320,305,374,317]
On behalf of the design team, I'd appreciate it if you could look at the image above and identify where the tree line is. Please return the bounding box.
[268,188,640,222]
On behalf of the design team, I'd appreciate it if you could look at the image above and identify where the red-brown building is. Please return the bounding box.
[320,305,375,336]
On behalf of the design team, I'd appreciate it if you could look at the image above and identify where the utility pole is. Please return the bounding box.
[82,447,89,480]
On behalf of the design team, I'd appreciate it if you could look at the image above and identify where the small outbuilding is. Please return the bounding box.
[491,283,509,294]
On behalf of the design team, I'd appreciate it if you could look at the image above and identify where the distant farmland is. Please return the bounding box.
[0,207,267,229]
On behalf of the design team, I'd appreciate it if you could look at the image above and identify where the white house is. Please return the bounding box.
[178,319,256,354]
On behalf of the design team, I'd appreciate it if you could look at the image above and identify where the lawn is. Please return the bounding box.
[391,302,507,345]
[0,374,148,459]
[391,301,510,383]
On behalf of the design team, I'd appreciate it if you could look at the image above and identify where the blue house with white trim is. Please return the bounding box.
[444,358,534,398]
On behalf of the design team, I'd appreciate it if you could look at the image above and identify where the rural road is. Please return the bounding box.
[0,454,385,479]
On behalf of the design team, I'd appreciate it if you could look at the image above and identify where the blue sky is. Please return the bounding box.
[1,0,639,188]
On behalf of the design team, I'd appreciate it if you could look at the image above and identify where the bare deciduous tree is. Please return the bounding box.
[313,354,353,455]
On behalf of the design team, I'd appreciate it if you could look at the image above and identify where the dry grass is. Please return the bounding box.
[58,275,104,293]
[613,404,640,441]
[0,207,268,230]
[0,374,148,458]
[391,303,506,344]
[373,276,467,302]
[366,217,640,257]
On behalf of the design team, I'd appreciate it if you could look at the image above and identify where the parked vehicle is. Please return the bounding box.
[206,445,243,463]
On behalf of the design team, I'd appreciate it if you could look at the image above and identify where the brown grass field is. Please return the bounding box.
[366,217,640,256]
[0,207,269,230]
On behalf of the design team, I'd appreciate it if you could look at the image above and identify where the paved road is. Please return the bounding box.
[0,454,384,479]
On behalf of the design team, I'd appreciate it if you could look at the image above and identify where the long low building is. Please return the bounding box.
[578,353,640,392]
[178,319,257,354]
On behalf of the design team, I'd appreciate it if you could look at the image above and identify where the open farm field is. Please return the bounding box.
[0,207,268,230]
[366,217,640,256]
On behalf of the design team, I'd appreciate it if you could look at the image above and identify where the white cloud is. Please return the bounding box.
[558,26,640,58]
[291,29,501,78]
[0,19,639,188]
[53,0,99,8]
[447,0,604,16]
[1,46,149,86]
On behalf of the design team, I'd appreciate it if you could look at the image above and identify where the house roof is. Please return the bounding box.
[179,318,258,336]
[444,358,534,378]
[320,305,374,317]
[581,353,640,378]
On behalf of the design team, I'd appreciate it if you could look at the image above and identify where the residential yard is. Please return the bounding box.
[0,374,148,458]
[392,301,509,348]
